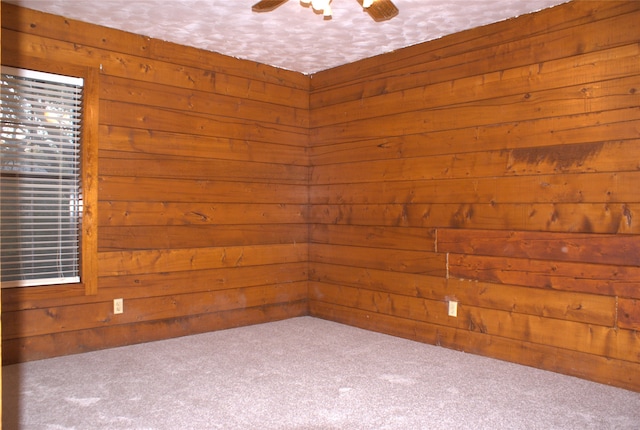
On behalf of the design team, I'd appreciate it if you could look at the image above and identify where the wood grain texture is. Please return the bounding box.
[309,243,446,276]
[311,46,640,125]
[618,298,640,331]
[1,2,308,90]
[308,1,640,392]
[438,229,640,267]
[99,151,308,184]
[3,301,308,364]
[99,75,308,128]
[309,203,639,234]
[2,282,308,339]
[309,262,447,299]
[313,50,639,117]
[99,202,309,227]
[99,176,308,204]
[100,125,309,166]
[311,140,640,184]
[3,1,639,393]
[310,171,640,205]
[2,262,308,313]
[310,1,640,90]
[310,278,615,328]
[309,301,640,392]
[310,111,640,166]
[448,254,640,299]
[311,77,640,145]
[310,224,436,252]
[98,244,307,277]
[1,5,310,363]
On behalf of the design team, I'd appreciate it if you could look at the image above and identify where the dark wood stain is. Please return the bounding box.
[507,142,605,171]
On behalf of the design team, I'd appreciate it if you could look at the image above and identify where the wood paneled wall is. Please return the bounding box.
[2,1,639,392]
[308,1,640,391]
[1,3,309,363]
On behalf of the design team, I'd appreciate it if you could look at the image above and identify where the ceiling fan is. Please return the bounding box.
[252,0,399,22]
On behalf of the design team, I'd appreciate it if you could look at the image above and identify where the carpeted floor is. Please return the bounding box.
[3,316,639,429]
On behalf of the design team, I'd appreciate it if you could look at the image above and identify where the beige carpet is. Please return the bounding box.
[3,316,639,429]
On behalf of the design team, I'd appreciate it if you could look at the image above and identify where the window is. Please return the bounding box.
[1,63,98,294]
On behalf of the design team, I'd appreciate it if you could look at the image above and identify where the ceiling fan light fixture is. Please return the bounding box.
[364,0,398,21]
[309,0,332,17]
[252,0,396,21]
[311,0,327,11]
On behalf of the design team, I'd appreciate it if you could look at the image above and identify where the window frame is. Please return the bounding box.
[1,58,98,296]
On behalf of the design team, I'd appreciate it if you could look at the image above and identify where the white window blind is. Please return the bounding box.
[1,66,84,288]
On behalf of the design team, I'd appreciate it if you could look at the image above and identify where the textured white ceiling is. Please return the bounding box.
[8,0,568,74]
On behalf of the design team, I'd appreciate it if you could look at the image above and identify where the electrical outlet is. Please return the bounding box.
[448,300,458,317]
[114,298,124,315]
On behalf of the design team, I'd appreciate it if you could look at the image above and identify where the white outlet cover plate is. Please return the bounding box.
[114,298,124,314]
[448,301,458,317]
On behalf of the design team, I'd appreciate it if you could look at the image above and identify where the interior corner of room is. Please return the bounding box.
[1,1,639,427]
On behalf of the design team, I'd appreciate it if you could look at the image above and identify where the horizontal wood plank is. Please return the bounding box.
[312,45,640,126]
[310,111,639,166]
[99,176,308,203]
[99,202,309,227]
[99,224,308,251]
[3,262,308,312]
[448,253,640,299]
[2,301,308,364]
[310,282,449,324]
[311,140,640,184]
[618,298,640,331]
[310,290,635,362]
[1,30,218,93]
[309,243,446,276]
[213,72,309,109]
[310,270,615,326]
[310,171,640,205]
[99,244,308,276]
[1,2,151,57]
[149,37,310,92]
[438,229,640,267]
[99,150,308,184]
[309,203,639,234]
[3,282,308,339]
[459,305,636,363]
[98,263,309,298]
[444,278,616,326]
[309,262,447,298]
[311,76,640,145]
[100,74,308,128]
[310,224,436,252]
[100,125,309,166]
[100,100,307,147]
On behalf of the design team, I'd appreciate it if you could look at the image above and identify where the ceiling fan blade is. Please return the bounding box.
[365,0,399,22]
[252,0,289,13]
